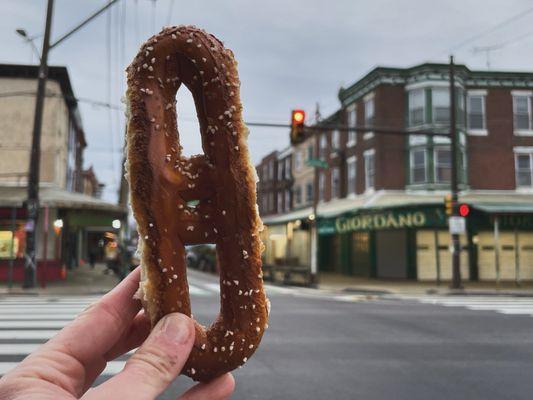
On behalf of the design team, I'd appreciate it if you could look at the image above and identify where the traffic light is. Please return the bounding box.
[459,204,470,217]
[444,194,453,216]
[290,109,306,144]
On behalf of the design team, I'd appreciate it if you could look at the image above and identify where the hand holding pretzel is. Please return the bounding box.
[126,26,269,382]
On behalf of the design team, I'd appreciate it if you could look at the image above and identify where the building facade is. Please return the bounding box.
[258,62,533,283]
[0,64,125,284]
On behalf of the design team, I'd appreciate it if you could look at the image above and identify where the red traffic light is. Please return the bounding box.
[292,110,305,125]
[459,204,470,217]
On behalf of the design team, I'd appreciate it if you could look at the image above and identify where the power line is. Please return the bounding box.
[449,5,533,52]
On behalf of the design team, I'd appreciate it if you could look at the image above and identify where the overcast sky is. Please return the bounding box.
[2,0,533,202]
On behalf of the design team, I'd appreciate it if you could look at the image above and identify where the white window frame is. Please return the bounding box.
[512,91,533,136]
[514,147,533,191]
[434,147,452,184]
[432,87,450,125]
[331,130,340,154]
[319,134,328,158]
[363,149,375,193]
[347,104,357,147]
[408,88,426,127]
[467,90,487,135]
[306,181,313,204]
[363,93,374,140]
[347,156,357,196]
[410,148,427,184]
[295,151,303,172]
[318,172,326,202]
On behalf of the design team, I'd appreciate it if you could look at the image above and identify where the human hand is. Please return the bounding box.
[0,268,235,399]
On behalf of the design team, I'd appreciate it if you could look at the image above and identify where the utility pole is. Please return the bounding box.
[23,0,119,288]
[23,0,54,288]
[449,55,462,290]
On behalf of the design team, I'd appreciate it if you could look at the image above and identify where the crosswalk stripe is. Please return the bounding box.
[0,360,126,376]
[0,330,59,340]
[407,295,533,317]
[0,321,71,328]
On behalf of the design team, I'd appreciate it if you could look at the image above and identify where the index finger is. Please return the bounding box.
[44,267,142,367]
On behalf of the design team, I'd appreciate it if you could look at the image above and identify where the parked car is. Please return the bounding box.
[186,244,218,274]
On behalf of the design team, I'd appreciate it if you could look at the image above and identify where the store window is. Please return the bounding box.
[408,89,425,126]
[347,156,357,195]
[364,150,375,191]
[434,147,452,183]
[410,148,427,184]
[0,222,26,259]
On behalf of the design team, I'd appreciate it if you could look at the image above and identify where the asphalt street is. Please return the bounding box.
[1,270,533,399]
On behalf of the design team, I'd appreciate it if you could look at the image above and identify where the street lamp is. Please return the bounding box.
[15,28,42,62]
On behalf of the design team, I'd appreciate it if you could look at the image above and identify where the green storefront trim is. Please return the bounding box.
[318,205,447,235]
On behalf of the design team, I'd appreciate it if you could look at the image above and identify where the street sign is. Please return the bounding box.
[448,216,466,234]
[306,158,328,169]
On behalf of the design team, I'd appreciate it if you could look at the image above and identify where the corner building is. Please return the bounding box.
[259,62,533,283]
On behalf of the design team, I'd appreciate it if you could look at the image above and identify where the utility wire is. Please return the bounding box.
[449,5,533,52]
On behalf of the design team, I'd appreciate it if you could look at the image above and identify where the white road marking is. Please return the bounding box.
[0,360,126,376]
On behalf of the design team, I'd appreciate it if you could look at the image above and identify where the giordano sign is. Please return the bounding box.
[318,207,446,235]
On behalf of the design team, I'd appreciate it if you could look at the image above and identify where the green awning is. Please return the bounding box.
[473,203,533,214]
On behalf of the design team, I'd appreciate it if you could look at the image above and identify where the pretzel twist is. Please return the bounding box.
[125,26,269,382]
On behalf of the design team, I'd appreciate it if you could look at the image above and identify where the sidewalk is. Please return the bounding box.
[0,263,120,296]
[317,272,533,297]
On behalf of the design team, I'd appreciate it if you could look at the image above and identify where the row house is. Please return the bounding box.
[258,62,533,283]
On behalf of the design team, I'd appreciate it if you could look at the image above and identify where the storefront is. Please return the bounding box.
[0,186,126,285]
[318,204,454,280]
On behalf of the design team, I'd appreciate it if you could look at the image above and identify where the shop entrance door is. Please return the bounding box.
[350,232,371,277]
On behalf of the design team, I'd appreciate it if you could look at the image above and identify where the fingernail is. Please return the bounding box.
[158,313,192,344]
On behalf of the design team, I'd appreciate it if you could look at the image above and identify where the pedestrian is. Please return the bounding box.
[0,268,235,399]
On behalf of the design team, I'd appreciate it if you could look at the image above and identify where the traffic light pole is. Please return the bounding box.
[449,56,462,290]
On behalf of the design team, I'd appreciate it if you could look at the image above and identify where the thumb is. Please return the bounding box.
[85,313,195,400]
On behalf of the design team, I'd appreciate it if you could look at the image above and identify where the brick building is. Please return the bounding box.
[258,62,533,283]
[0,64,125,284]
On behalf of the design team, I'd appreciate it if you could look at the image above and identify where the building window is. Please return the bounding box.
[513,94,532,132]
[295,151,303,172]
[347,156,357,195]
[432,88,450,124]
[277,193,282,213]
[364,150,375,191]
[262,165,268,182]
[285,189,291,211]
[515,152,533,187]
[364,95,374,139]
[277,161,284,181]
[269,192,274,212]
[434,147,452,183]
[408,89,425,126]
[307,144,314,160]
[306,182,313,204]
[410,148,427,184]
[318,172,325,201]
[295,185,302,205]
[331,130,340,151]
[347,104,357,146]
[285,157,291,178]
[331,167,340,199]
[319,134,328,158]
[269,161,275,180]
[467,93,486,133]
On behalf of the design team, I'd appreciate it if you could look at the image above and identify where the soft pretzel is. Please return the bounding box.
[125,25,269,382]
